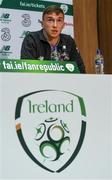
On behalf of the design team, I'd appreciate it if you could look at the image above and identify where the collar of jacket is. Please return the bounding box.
[38,29,64,47]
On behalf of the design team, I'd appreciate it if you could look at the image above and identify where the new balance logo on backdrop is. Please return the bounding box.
[0,45,12,57]
[15,90,87,173]
[20,30,29,38]
[0,13,11,23]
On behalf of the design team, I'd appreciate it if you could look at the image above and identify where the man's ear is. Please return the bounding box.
[38,19,43,27]
[41,21,43,27]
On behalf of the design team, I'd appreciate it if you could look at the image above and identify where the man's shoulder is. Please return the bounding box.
[60,33,74,43]
[61,33,72,39]
[60,33,75,46]
[27,30,42,38]
[27,29,46,42]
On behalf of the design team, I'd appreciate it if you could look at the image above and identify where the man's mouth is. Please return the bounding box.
[51,30,58,33]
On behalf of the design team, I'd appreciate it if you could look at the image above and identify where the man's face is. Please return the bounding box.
[42,13,65,40]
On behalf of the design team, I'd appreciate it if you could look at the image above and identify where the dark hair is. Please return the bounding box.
[42,5,64,20]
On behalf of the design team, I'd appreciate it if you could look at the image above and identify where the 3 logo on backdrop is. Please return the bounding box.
[20,14,31,38]
[15,89,87,173]
[1,28,11,41]
[0,13,11,42]
[0,12,31,58]
[21,14,31,27]
[0,16,12,57]
[0,12,11,58]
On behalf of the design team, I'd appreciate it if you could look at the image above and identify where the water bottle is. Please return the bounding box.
[95,49,104,74]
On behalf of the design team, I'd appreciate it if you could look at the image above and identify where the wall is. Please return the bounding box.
[73,0,112,74]
[73,0,98,73]
[98,0,112,74]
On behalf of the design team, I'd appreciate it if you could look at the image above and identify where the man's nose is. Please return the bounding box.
[53,20,57,27]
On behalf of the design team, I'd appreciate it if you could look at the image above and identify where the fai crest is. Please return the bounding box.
[15,90,87,172]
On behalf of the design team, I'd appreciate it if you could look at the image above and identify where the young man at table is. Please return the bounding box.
[21,5,86,73]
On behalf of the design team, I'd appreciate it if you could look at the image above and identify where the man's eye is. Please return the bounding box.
[48,19,54,22]
[47,19,63,23]
[58,19,62,22]
[57,19,63,23]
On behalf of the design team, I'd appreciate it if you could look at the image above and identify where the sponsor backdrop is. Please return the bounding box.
[0,72,112,179]
[0,0,73,59]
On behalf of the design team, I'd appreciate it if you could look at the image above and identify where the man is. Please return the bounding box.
[21,5,86,73]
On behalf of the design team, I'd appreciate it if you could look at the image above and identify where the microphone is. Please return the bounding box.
[51,45,70,61]
[59,45,69,61]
